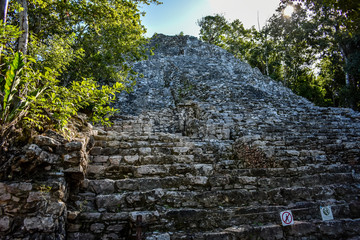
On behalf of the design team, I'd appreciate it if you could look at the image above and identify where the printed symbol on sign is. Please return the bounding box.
[322,207,330,216]
[282,211,293,224]
[320,206,334,221]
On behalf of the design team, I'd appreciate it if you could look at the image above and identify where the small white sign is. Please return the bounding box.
[280,210,294,226]
[320,206,334,221]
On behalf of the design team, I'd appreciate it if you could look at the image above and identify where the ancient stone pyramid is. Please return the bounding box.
[69,34,360,239]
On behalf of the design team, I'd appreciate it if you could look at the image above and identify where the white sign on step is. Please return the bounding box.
[320,206,334,221]
[280,210,294,226]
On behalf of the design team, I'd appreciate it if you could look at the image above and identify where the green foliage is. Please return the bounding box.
[1,51,24,120]
[1,0,161,148]
[19,0,161,85]
[197,14,229,47]
[198,0,360,110]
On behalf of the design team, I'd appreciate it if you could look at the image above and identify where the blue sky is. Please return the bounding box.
[140,0,281,37]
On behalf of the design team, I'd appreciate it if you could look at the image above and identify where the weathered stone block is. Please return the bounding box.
[90,223,105,233]
[89,179,115,194]
[34,135,61,147]
[136,165,168,175]
[129,211,159,223]
[0,216,11,232]
[194,164,213,175]
[286,221,316,237]
[109,156,122,165]
[96,194,125,210]
[39,151,61,164]
[124,155,139,164]
[27,191,43,203]
[65,141,83,151]
[63,151,84,165]
[106,224,125,233]
[139,147,152,155]
[24,216,55,232]
[146,233,171,240]
[92,156,109,163]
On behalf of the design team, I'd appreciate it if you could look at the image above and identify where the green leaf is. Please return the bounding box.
[2,52,25,120]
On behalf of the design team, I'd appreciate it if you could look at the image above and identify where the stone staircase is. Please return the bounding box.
[65,34,360,239]
[66,110,360,240]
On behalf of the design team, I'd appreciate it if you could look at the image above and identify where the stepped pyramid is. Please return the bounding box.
[67,34,360,239]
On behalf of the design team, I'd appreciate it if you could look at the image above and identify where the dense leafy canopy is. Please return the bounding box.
[0,0,160,148]
[198,1,360,110]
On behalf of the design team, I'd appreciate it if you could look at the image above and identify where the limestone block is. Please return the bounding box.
[92,156,109,163]
[106,141,120,148]
[190,176,208,185]
[18,182,32,191]
[172,147,190,154]
[46,201,66,215]
[67,223,82,232]
[67,232,96,240]
[0,192,11,202]
[194,164,214,175]
[90,147,102,156]
[90,223,105,233]
[137,165,168,175]
[257,224,283,239]
[34,135,61,147]
[146,233,171,240]
[63,151,84,165]
[67,211,80,221]
[78,212,101,221]
[106,224,125,232]
[109,156,122,166]
[89,179,115,194]
[65,141,83,151]
[0,182,6,194]
[101,212,129,221]
[24,216,55,232]
[87,165,106,175]
[27,191,44,202]
[287,221,317,237]
[0,216,11,232]
[124,155,139,164]
[237,176,257,185]
[139,147,152,155]
[285,150,300,156]
[96,194,125,209]
[25,144,43,158]
[39,151,61,164]
[129,211,159,223]
[116,179,138,191]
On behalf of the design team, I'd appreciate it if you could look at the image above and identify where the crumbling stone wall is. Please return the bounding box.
[0,123,94,239]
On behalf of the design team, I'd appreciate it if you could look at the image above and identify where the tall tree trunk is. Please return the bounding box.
[0,0,8,62]
[17,0,29,55]
[0,0,8,23]
[339,45,350,87]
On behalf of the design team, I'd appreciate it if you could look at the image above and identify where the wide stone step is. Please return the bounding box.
[82,170,356,194]
[86,163,215,179]
[225,218,360,240]
[89,145,205,159]
[94,131,186,143]
[67,203,360,237]
[215,164,357,178]
[75,185,359,212]
[90,154,202,166]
